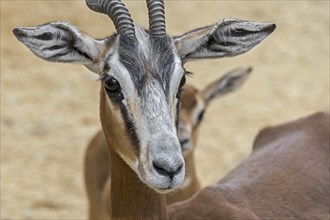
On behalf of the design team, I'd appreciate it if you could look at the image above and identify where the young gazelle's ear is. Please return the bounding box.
[174,18,276,62]
[13,22,106,73]
[202,67,252,105]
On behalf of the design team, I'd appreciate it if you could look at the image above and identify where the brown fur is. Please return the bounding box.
[168,112,330,219]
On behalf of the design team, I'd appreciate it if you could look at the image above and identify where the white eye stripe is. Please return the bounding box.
[170,55,185,95]
[107,51,136,100]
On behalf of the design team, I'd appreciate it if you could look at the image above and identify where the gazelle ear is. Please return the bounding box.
[13,22,106,73]
[174,18,276,62]
[202,67,252,104]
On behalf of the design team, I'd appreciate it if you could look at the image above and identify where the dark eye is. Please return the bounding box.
[196,110,205,124]
[104,77,120,92]
[176,75,186,99]
[103,77,123,100]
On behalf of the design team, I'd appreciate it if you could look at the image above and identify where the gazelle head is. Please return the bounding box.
[13,0,275,192]
[179,67,252,156]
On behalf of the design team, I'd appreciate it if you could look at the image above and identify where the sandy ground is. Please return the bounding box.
[1,1,329,219]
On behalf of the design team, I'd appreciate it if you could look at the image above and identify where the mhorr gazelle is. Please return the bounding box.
[13,0,275,218]
[84,67,252,218]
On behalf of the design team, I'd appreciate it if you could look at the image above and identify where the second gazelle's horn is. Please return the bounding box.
[86,0,135,38]
[146,0,166,37]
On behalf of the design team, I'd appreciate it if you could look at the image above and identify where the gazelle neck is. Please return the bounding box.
[99,89,168,219]
[109,149,168,219]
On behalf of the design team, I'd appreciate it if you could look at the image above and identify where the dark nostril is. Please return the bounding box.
[153,161,184,179]
[153,161,169,176]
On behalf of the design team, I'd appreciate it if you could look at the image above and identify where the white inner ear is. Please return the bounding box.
[14,22,106,73]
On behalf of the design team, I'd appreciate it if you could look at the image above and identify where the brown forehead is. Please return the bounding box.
[181,85,199,110]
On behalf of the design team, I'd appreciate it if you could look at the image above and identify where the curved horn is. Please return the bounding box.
[86,0,135,38]
[146,0,166,37]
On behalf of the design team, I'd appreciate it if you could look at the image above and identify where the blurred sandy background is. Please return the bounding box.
[1,0,329,219]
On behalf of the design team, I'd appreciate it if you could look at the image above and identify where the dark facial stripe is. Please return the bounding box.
[118,102,140,153]
[150,37,175,95]
[118,34,176,97]
[101,80,140,152]
[118,36,145,94]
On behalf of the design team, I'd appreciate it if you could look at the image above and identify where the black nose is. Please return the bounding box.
[153,161,183,179]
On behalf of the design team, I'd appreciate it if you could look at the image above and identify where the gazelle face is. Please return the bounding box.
[12,0,274,193]
[178,67,253,156]
[178,85,205,155]
[100,27,186,192]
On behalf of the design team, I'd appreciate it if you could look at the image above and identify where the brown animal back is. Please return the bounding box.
[168,112,330,220]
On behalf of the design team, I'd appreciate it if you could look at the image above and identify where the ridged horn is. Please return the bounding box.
[146,0,166,37]
[86,0,135,38]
